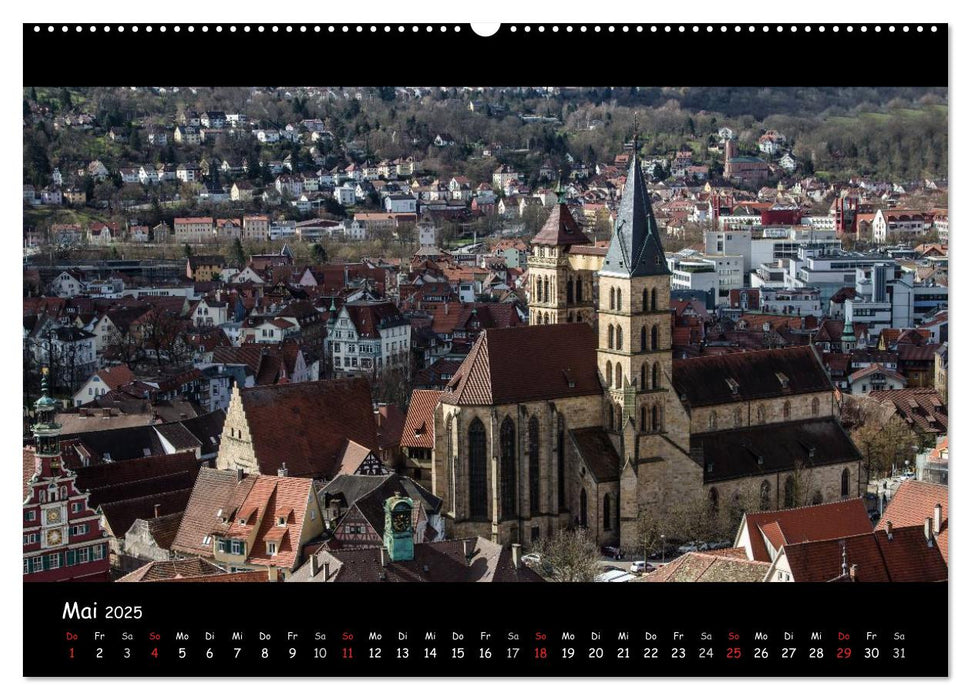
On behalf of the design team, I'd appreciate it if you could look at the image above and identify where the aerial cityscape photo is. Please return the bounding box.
[22,85,949,586]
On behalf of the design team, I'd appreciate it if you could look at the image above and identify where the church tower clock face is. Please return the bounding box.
[392,508,411,533]
[46,529,62,546]
[46,508,61,525]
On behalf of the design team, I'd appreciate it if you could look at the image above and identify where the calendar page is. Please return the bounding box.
[21,21,948,679]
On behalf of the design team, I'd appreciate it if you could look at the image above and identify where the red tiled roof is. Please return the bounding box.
[224,474,314,570]
[375,404,405,451]
[868,388,947,435]
[238,379,379,479]
[782,527,947,582]
[740,498,873,562]
[442,323,600,406]
[640,552,770,582]
[344,301,406,338]
[876,480,948,563]
[401,390,443,449]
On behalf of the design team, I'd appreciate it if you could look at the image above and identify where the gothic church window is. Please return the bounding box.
[812,397,820,416]
[784,475,796,508]
[841,468,850,497]
[616,325,623,350]
[468,419,488,519]
[499,418,516,520]
[760,480,771,510]
[783,401,791,419]
[606,361,613,388]
[608,326,614,349]
[528,416,540,514]
[640,326,647,351]
[651,325,659,351]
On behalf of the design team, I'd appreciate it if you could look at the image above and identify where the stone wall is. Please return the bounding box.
[687,390,835,435]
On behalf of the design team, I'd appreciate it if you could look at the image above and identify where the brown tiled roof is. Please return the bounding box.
[640,552,770,582]
[73,452,200,494]
[868,388,947,435]
[400,390,442,449]
[375,404,405,451]
[847,363,905,385]
[344,300,406,338]
[442,324,600,406]
[672,346,832,408]
[569,427,620,483]
[782,527,947,582]
[238,379,379,479]
[740,498,873,562]
[531,203,591,247]
[117,557,226,582]
[145,511,184,550]
[96,364,135,391]
[289,537,542,582]
[692,418,861,483]
[876,480,948,563]
[172,468,256,557]
[98,489,192,539]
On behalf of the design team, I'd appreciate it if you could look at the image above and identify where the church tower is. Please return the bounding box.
[597,137,672,457]
[527,187,596,325]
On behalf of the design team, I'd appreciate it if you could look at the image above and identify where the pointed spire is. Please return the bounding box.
[602,124,669,278]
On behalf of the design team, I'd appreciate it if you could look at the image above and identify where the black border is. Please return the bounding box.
[24,23,947,87]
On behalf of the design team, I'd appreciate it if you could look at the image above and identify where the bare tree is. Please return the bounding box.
[534,528,601,582]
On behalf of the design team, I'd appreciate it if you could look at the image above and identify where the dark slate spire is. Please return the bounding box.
[602,146,669,278]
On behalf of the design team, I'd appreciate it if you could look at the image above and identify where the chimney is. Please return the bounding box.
[323,561,331,581]
[933,504,942,535]
[849,564,858,582]
[278,462,288,477]
[380,547,387,567]
[884,520,893,541]
[511,543,522,570]
[924,517,934,547]
[236,467,245,482]
[309,555,319,577]
[153,503,161,519]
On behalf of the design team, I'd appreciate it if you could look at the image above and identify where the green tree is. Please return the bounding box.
[533,528,602,582]
[183,243,193,258]
[58,88,72,110]
[310,242,328,264]
[229,237,246,268]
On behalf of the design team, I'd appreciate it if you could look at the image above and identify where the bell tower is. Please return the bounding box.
[597,125,672,456]
[527,184,596,325]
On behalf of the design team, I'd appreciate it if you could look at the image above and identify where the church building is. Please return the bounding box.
[430,146,863,551]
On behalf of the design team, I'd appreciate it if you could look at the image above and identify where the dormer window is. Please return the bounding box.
[238,518,246,525]
[726,378,740,395]
[277,516,286,527]
[776,372,790,389]
[267,542,277,555]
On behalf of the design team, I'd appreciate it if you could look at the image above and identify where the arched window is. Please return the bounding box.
[609,288,615,310]
[708,411,718,430]
[446,416,455,510]
[812,490,823,505]
[557,415,565,511]
[528,416,540,515]
[579,489,588,528]
[652,363,659,390]
[734,408,742,427]
[651,325,659,350]
[615,364,622,388]
[39,491,46,504]
[607,405,614,431]
[616,325,623,350]
[651,288,657,311]
[783,401,791,419]
[608,325,614,349]
[499,418,516,520]
[757,405,766,424]
[567,311,574,322]
[640,364,647,390]
[760,480,771,511]
[60,486,68,499]
[543,312,549,325]
[784,475,796,508]
[575,278,582,302]
[543,277,550,303]
[811,397,820,416]
[606,360,613,388]
[566,277,574,304]
[640,405,647,431]
[603,494,611,531]
[651,405,660,432]
[468,419,488,519]
[642,288,648,311]
[640,326,647,351]
[617,289,623,310]
[841,468,850,497]
[708,488,720,516]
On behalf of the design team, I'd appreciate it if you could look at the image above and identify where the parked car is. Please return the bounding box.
[601,545,622,560]
[521,553,541,567]
[630,561,655,574]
